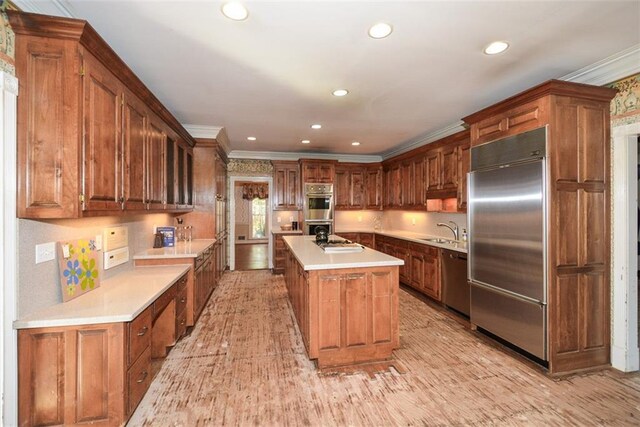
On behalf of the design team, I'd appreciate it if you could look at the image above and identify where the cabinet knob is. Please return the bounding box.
[136,370,149,383]
[137,326,148,336]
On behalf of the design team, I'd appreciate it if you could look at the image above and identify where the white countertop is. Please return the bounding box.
[283,235,403,271]
[133,239,216,259]
[14,265,191,329]
[334,229,467,253]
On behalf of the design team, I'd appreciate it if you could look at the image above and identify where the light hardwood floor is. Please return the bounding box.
[129,271,640,426]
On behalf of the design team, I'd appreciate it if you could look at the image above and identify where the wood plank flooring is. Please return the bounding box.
[129,271,640,426]
[234,243,268,270]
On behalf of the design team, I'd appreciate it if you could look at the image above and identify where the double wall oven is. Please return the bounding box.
[303,183,334,235]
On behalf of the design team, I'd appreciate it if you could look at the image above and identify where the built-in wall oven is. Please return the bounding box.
[303,183,334,235]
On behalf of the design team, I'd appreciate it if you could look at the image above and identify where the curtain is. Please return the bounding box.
[242,183,268,200]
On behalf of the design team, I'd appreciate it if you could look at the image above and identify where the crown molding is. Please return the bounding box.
[381,121,467,160]
[12,0,76,17]
[182,124,223,139]
[228,150,382,163]
[560,44,640,86]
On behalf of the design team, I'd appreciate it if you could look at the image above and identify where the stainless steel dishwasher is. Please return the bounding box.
[441,249,469,317]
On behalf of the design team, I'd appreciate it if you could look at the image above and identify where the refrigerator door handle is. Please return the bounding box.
[469,280,546,307]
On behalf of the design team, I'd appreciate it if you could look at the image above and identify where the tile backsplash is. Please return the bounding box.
[335,210,467,238]
[17,213,173,318]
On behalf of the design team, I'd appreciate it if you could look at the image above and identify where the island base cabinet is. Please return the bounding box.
[18,323,127,427]
[284,243,399,369]
[309,268,399,368]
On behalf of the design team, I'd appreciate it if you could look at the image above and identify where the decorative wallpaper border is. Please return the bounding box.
[608,73,640,127]
[227,159,273,176]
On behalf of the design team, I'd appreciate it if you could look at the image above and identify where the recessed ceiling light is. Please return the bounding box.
[247,136,256,141]
[310,124,322,129]
[332,89,349,97]
[484,41,509,55]
[368,22,393,39]
[221,2,249,21]
[301,140,310,144]
[352,141,361,146]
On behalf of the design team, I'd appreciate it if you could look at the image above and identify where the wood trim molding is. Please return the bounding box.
[462,80,618,125]
[381,121,468,160]
[228,150,383,163]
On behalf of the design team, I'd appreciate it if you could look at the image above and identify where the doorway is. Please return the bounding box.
[231,179,271,270]
[611,122,640,372]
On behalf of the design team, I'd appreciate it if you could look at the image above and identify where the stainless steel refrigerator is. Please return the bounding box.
[468,127,547,360]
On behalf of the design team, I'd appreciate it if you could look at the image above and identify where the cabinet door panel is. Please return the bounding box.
[457,144,470,210]
[365,168,382,209]
[76,328,109,422]
[334,169,350,209]
[351,170,365,209]
[83,56,121,212]
[123,93,146,210]
[441,146,458,190]
[318,275,341,350]
[147,120,166,209]
[372,271,393,344]
[344,274,368,347]
[286,167,299,208]
[426,151,440,191]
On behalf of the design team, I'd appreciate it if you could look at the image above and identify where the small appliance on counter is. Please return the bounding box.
[153,232,164,248]
[315,227,329,244]
[156,226,175,247]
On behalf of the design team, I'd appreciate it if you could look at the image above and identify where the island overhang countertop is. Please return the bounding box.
[282,235,404,271]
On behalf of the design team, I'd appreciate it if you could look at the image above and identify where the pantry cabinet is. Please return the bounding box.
[10,11,195,219]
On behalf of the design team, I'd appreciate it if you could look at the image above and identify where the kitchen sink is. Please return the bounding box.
[421,238,452,244]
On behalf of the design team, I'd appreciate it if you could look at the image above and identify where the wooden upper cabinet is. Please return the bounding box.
[15,36,82,218]
[272,160,300,210]
[457,144,471,211]
[82,54,123,212]
[334,164,369,210]
[300,159,336,183]
[364,165,383,210]
[440,144,458,190]
[425,151,441,192]
[146,117,166,209]
[122,91,147,211]
[10,10,196,218]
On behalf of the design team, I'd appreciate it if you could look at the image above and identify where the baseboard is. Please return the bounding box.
[611,344,640,372]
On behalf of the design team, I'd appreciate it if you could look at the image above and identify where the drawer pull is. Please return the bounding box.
[136,371,148,383]
[137,326,148,337]
[180,319,186,326]
[180,297,186,304]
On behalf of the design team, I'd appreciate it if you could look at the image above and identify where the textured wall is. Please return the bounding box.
[17,214,173,317]
[609,73,640,127]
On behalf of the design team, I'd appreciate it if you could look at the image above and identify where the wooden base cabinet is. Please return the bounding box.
[273,232,302,274]
[18,273,190,426]
[463,79,616,374]
[375,235,441,302]
[284,245,399,368]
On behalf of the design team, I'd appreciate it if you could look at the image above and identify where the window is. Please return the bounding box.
[251,198,266,238]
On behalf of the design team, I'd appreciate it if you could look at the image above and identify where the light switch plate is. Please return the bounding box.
[35,242,56,264]
[103,226,128,252]
[103,247,129,270]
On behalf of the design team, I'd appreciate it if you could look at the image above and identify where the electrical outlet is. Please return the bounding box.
[35,242,56,264]
[411,217,416,225]
[277,216,281,223]
[357,215,363,223]
[95,234,103,251]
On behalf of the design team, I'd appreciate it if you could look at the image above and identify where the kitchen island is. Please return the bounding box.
[282,235,403,368]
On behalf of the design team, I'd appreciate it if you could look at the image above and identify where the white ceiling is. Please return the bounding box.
[14,1,640,157]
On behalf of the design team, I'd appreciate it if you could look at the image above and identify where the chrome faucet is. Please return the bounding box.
[437,221,459,241]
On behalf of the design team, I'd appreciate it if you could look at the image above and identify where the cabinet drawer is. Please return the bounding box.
[176,287,188,316]
[409,243,438,256]
[127,346,151,415]
[176,273,188,293]
[128,306,152,367]
[153,285,176,319]
[176,310,187,340]
[194,253,205,269]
